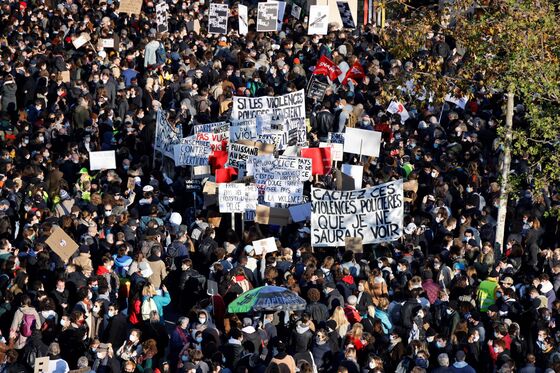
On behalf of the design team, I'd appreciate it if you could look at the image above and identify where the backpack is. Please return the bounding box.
[20,313,36,337]
[156,43,166,65]
[141,297,158,320]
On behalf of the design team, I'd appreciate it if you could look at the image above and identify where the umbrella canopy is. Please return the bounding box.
[227,285,307,313]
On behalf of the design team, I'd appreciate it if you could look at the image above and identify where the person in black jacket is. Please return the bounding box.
[312,105,335,141]
[100,303,127,352]
[305,288,329,325]
[221,328,244,370]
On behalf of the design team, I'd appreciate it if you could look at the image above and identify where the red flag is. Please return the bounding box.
[342,60,366,85]
[313,55,342,81]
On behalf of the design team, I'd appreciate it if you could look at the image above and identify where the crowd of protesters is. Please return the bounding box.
[0,0,559,373]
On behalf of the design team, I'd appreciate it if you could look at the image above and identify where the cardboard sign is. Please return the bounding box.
[311,179,404,247]
[336,1,356,28]
[203,181,218,207]
[45,226,79,263]
[34,356,50,373]
[289,203,312,222]
[257,2,280,32]
[252,237,278,255]
[101,38,115,49]
[118,0,142,14]
[219,183,246,213]
[72,33,91,49]
[193,165,212,179]
[60,70,71,83]
[209,3,229,34]
[307,76,329,102]
[156,2,170,33]
[345,237,363,253]
[89,151,116,170]
[291,3,302,19]
[308,5,329,35]
[173,140,211,166]
[342,164,363,189]
[301,147,332,175]
[255,205,291,226]
[343,128,382,157]
[238,4,249,35]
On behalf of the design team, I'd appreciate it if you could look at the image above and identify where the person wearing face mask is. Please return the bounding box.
[101,304,128,351]
[116,329,142,363]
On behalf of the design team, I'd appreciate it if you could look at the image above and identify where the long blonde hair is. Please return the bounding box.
[330,306,350,329]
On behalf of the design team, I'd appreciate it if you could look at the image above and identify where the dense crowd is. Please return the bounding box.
[0,0,559,373]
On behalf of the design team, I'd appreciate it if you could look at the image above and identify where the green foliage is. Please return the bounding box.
[381,0,560,190]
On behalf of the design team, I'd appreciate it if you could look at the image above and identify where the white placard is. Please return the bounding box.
[238,4,249,35]
[257,2,279,32]
[320,142,343,162]
[342,164,363,189]
[219,184,246,213]
[311,179,404,247]
[228,143,259,168]
[173,140,211,166]
[101,39,114,49]
[308,5,329,35]
[252,237,278,255]
[72,33,91,49]
[89,151,116,170]
[343,128,382,157]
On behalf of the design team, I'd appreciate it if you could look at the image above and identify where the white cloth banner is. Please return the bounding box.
[311,179,404,246]
[231,90,305,123]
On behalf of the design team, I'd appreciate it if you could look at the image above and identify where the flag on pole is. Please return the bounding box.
[341,60,366,85]
[313,55,342,81]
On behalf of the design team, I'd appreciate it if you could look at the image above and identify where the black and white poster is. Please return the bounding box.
[155,2,169,33]
[257,2,279,32]
[308,5,329,35]
[306,76,330,102]
[311,179,404,247]
[291,3,301,19]
[208,3,229,35]
[336,1,355,29]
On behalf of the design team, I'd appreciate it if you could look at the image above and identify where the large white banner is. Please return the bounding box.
[311,179,404,246]
[155,110,183,159]
[231,90,305,123]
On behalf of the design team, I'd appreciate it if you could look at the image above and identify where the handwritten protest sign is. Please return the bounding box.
[173,140,211,166]
[311,179,404,246]
[228,143,259,168]
[219,183,246,213]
